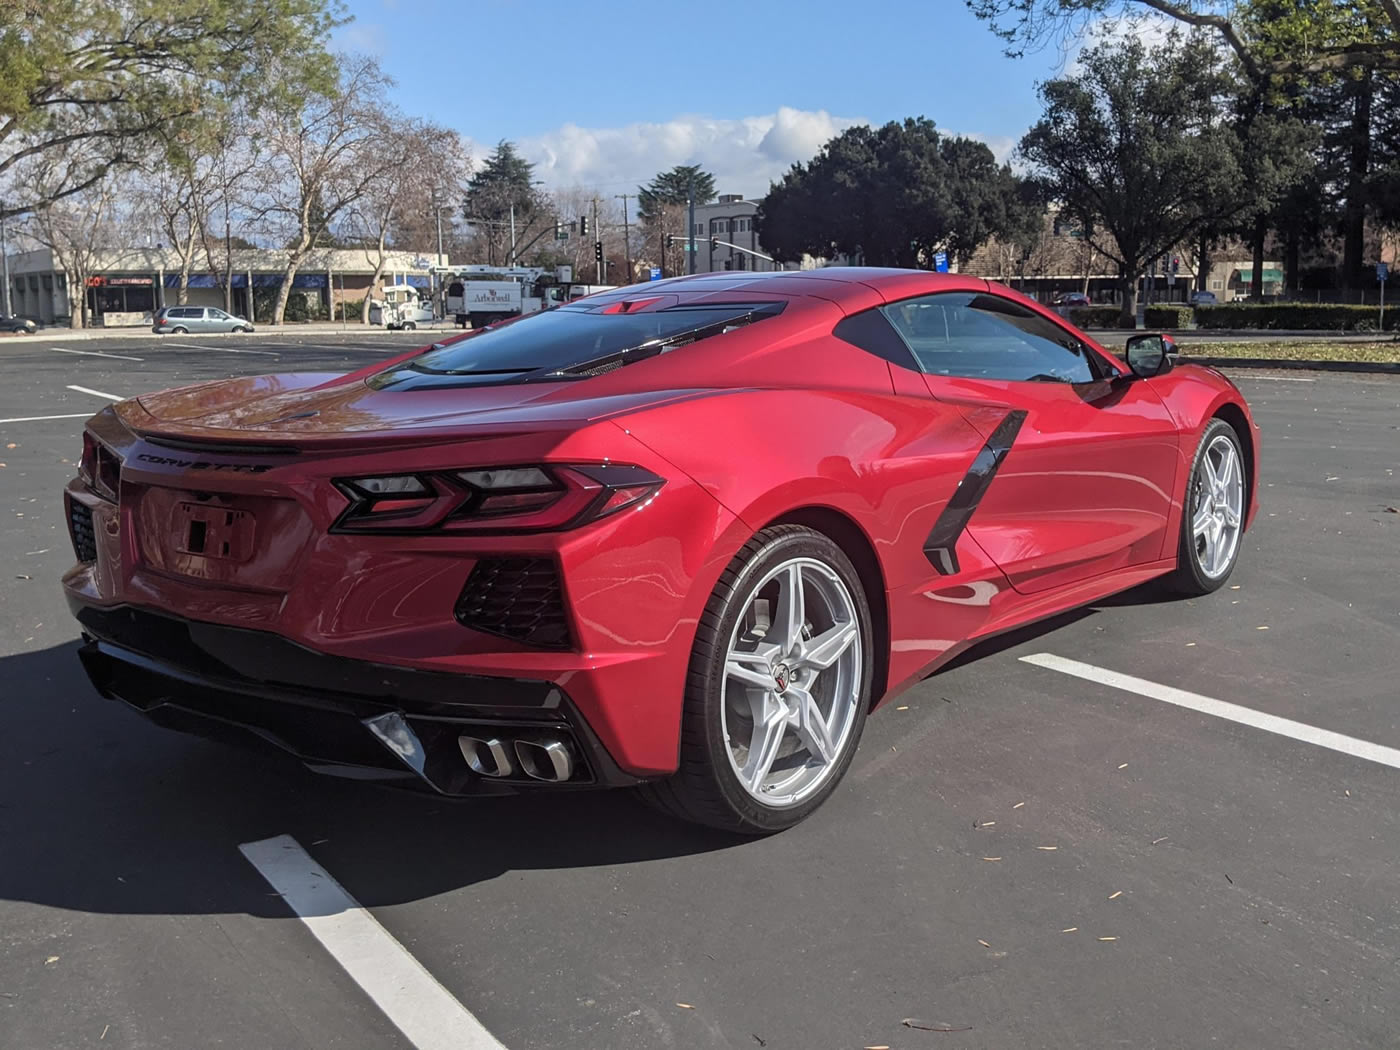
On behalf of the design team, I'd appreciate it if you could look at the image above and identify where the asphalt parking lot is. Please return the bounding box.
[2,330,1398,1050]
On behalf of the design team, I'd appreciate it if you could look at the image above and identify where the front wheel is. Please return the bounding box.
[403,321,416,331]
[639,525,873,834]
[1165,418,1246,595]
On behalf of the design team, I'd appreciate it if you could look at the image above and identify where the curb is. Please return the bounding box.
[1180,355,1400,375]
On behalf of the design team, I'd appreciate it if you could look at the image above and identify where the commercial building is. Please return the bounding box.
[3,246,446,327]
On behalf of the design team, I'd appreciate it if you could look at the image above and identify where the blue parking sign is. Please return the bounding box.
[649,267,662,281]
[934,251,949,273]
[1379,261,1389,282]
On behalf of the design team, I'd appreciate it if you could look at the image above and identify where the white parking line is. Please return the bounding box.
[1234,375,1316,383]
[49,347,143,361]
[161,341,280,356]
[67,384,121,401]
[0,412,93,424]
[1021,653,1400,770]
[239,835,508,1050]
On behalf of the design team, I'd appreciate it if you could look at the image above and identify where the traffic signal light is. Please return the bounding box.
[665,234,674,249]
[593,240,603,262]
[709,236,718,251]
[579,215,589,237]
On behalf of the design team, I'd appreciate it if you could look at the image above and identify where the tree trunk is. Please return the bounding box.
[1196,232,1211,299]
[1343,71,1373,295]
[1119,269,1139,328]
[273,254,304,325]
[1284,228,1300,299]
[364,236,387,325]
[1250,217,1266,300]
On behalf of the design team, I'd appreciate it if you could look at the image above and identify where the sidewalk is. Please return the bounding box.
[1,321,458,342]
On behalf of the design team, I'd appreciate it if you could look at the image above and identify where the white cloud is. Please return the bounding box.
[467,106,1017,196]
[1066,12,1182,73]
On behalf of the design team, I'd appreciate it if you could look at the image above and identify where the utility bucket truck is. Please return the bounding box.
[438,264,614,328]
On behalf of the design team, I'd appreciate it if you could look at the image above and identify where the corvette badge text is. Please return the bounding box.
[135,452,273,474]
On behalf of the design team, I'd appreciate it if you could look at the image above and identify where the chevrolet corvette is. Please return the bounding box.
[62,269,1258,833]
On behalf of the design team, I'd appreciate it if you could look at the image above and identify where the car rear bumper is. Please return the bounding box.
[70,599,643,795]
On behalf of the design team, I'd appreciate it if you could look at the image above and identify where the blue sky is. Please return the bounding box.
[335,0,1086,194]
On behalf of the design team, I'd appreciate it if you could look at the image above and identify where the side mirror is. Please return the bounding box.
[1125,333,1176,378]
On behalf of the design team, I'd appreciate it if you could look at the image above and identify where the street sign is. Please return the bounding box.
[1379,261,1389,282]
[649,267,662,281]
[934,251,949,273]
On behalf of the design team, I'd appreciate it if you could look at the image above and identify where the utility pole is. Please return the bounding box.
[0,201,11,317]
[591,196,602,283]
[614,193,632,282]
[223,195,233,314]
[508,202,517,265]
[687,171,696,276]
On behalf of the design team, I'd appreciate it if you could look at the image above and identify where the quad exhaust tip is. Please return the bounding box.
[457,733,575,782]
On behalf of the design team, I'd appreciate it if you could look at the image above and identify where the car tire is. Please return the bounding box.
[171,326,188,335]
[403,321,416,331]
[235,326,251,334]
[1164,418,1246,596]
[638,524,873,834]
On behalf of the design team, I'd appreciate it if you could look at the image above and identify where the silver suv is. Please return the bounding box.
[153,306,254,334]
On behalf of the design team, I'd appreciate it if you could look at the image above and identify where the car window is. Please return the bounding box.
[881,292,1106,384]
[370,301,784,390]
[210,309,229,319]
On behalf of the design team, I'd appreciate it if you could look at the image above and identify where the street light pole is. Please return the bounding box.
[687,171,696,276]
[0,202,12,317]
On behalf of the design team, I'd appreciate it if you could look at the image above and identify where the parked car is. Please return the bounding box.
[64,269,1257,834]
[1190,291,1218,305]
[153,306,254,334]
[2,314,38,334]
[1052,292,1091,308]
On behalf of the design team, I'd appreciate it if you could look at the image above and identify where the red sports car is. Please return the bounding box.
[62,269,1258,833]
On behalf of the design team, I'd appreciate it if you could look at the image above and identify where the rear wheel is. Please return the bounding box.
[170,326,188,335]
[639,525,873,834]
[403,321,416,331]
[1164,418,1246,595]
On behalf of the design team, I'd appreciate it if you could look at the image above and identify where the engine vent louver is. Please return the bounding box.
[455,557,571,649]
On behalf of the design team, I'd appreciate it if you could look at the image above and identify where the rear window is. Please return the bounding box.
[369,301,784,390]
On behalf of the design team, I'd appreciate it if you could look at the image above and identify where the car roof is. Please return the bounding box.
[578,267,989,315]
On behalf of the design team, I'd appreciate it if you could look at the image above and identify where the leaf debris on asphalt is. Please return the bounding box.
[903,1019,974,1033]
[1152,837,1169,845]
[977,939,991,948]
[1098,936,1118,942]
[1257,625,1269,630]
[1037,845,1058,851]
[1108,891,1123,900]
[896,705,909,710]
[1012,801,1025,809]
[44,956,58,965]
[676,1003,694,1009]
[982,857,1002,862]
[1061,927,1078,933]
[1117,762,1128,769]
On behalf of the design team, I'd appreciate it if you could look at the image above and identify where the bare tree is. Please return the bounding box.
[347,119,469,322]
[258,56,396,324]
[25,172,123,327]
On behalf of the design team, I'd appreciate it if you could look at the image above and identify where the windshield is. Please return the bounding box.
[368,301,784,390]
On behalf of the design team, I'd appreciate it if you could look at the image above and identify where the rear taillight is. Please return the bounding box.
[79,432,121,501]
[331,463,664,534]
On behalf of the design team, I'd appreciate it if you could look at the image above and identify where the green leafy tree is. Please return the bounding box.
[636,165,716,227]
[967,0,1400,78]
[757,118,1029,269]
[0,0,342,222]
[465,141,543,265]
[1018,32,1310,323]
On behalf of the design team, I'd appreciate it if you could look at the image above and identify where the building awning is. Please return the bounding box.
[1235,268,1283,283]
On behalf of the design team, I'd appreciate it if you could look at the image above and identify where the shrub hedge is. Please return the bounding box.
[1067,305,1132,329]
[1193,303,1397,331]
[1144,305,1193,329]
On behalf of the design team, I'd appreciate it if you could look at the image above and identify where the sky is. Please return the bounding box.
[333,0,1091,197]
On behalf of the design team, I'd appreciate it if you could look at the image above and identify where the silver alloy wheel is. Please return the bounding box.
[720,557,863,807]
[1191,433,1244,578]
